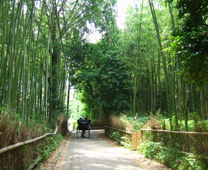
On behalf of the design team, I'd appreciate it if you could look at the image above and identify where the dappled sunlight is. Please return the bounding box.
[61,130,142,170]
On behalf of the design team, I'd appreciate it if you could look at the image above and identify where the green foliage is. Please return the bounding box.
[139,141,208,170]
[0,0,119,127]
[135,117,150,130]
[109,131,121,141]
[118,1,173,115]
[172,0,208,85]
[139,141,164,160]
[42,134,63,159]
[120,136,132,150]
[120,114,150,131]
[74,41,132,119]
[144,114,164,129]
[68,93,85,120]
[162,116,208,132]
[123,114,208,132]
[108,130,132,150]
[194,120,208,132]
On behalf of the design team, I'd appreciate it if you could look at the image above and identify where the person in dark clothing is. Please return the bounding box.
[77,117,82,129]
[77,117,85,137]
[77,116,90,137]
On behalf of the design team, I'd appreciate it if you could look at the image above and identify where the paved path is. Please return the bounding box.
[61,130,143,170]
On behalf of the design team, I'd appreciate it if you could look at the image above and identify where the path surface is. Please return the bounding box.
[60,130,143,170]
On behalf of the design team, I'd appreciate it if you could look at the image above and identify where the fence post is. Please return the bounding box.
[132,132,137,150]
[138,131,142,145]
[132,131,141,151]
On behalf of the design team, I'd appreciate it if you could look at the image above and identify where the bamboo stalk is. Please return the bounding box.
[133,1,143,114]
[0,0,8,105]
[148,0,172,116]
[27,2,35,122]
[11,1,22,108]
[6,0,16,105]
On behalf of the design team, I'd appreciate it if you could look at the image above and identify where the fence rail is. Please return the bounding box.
[105,126,141,150]
[90,122,105,130]
[105,126,132,134]
[0,133,53,154]
[0,126,59,155]
[140,128,208,135]
[140,128,208,155]
[0,126,60,170]
[105,126,208,154]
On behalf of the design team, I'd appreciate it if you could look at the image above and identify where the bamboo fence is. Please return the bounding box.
[140,128,208,155]
[0,126,59,154]
[105,126,208,153]
[0,126,59,170]
[140,128,208,135]
[105,126,141,150]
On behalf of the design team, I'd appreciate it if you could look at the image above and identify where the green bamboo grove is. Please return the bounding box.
[0,0,208,130]
[0,0,52,123]
[120,0,208,130]
[0,0,117,125]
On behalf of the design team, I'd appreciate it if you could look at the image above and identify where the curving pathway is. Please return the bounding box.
[60,130,143,170]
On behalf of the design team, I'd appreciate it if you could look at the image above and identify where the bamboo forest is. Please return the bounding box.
[1,0,208,169]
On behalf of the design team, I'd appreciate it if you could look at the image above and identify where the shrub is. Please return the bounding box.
[118,114,150,132]
[110,131,121,141]
[145,114,163,129]
[139,141,208,170]
[110,115,125,130]
[42,134,63,159]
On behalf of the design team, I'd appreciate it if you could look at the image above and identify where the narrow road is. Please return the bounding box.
[60,130,143,170]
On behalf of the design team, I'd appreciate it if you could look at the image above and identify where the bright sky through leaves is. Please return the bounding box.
[88,0,135,43]
[116,0,135,29]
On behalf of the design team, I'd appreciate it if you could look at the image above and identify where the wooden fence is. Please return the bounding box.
[140,128,208,135]
[90,122,105,130]
[105,126,208,155]
[105,126,141,150]
[140,128,208,155]
[0,126,59,170]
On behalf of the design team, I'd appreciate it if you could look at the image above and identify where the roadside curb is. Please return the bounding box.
[50,133,72,170]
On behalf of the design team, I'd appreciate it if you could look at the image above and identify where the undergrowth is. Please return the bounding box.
[108,131,132,150]
[0,112,67,170]
[0,114,49,149]
[110,114,150,132]
[108,113,208,169]
[139,141,208,170]
[42,134,63,159]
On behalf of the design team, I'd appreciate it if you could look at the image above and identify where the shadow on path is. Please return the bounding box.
[61,130,143,170]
